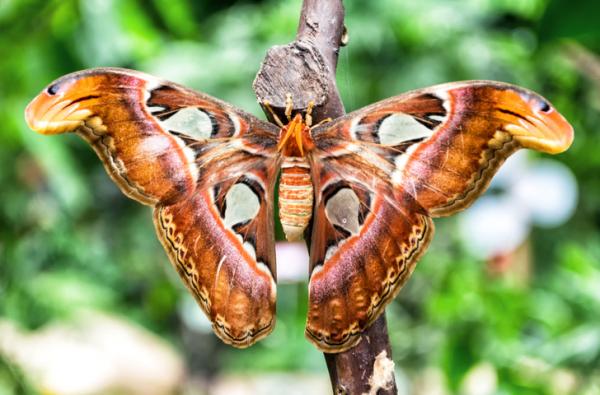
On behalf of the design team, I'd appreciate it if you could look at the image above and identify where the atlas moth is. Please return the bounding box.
[25,68,573,352]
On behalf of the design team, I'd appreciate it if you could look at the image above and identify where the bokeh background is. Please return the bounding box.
[1,0,599,394]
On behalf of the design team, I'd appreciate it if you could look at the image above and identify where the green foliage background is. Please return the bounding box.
[0,0,599,393]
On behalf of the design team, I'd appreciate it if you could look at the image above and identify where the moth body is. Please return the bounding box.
[277,113,315,241]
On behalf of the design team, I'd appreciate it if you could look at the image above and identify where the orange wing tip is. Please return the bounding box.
[25,92,92,135]
[507,113,574,155]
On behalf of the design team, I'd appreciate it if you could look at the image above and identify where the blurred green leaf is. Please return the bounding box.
[0,0,598,393]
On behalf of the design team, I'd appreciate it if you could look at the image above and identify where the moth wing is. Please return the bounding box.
[306,81,573,352]
[305,166,433,352]
[26,68,281,347]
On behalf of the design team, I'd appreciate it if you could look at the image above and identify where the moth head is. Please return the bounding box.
[277,112,318,157]
[25,70,108,135]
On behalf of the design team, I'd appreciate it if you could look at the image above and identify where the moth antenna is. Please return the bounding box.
[260,99,285,128]
[285,93,293,121]
[305,100,315,127]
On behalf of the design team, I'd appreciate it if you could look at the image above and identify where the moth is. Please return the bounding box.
[25,68,573,353]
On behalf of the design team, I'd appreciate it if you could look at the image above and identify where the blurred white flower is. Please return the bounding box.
[512,160,578,227]
[460,362,498,395]
[0,312,184,395]
[275,241,310,283]
[458,151,577,258]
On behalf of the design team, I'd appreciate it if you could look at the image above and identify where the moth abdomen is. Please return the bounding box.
[278,159,313,241]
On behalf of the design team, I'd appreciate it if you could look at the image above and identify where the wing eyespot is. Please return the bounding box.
[46,83,60,95]
[538,99,551,113]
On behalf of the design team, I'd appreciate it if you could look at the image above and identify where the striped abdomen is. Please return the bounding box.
[278,158,313,241]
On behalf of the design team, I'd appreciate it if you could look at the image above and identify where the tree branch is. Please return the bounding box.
[253,1,397,394]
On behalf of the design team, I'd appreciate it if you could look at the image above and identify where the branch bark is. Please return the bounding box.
[253,1,397,394]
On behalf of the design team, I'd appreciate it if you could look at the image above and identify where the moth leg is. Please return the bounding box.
[310,117,333,129]
[285,93,293,121]
[261,99,285,128]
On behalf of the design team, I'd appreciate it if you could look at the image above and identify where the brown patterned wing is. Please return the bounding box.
[25,68,281,348]
[313,81,574,217]
[306,81,573,352]
[304,166,434,352]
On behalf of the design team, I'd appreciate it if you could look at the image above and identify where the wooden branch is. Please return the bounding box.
[253,1,398,394]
